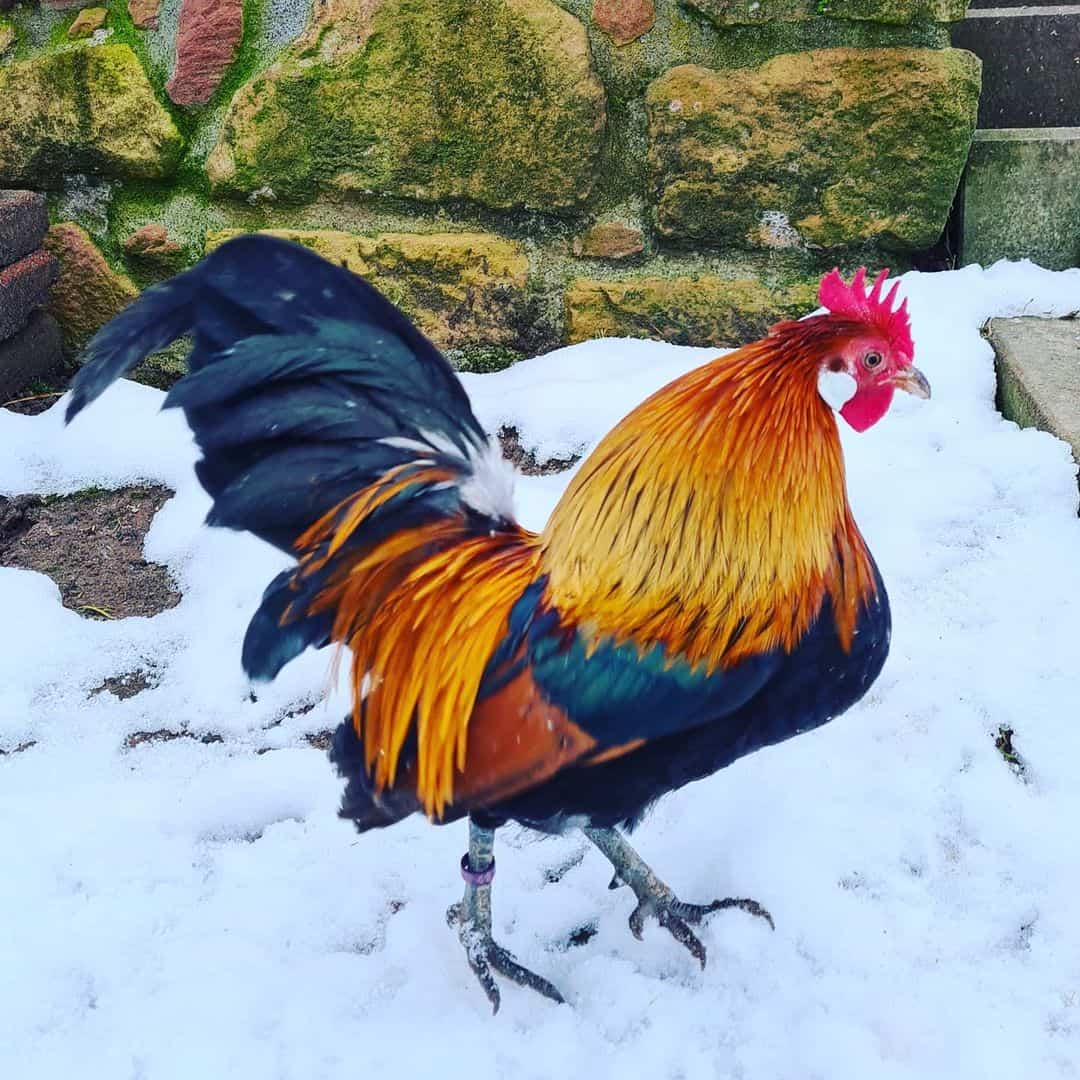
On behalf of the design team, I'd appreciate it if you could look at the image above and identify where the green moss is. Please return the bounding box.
[647,48,981,251]
[209,0,606,212]
[448,344,525,373]
[0,44,183,189]
[683,0,967,25]
[565,271,820,345]
[130,336,192,390]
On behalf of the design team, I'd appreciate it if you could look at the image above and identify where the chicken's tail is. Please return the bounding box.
[66,235,524,693]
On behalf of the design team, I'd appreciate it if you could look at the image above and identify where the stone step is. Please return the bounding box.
[0,311,64,403]
[0,191,48,270]
[0,249,60,343]
[951,8,1080,128]
[959,127,1080,269]
[989,317,1080,475]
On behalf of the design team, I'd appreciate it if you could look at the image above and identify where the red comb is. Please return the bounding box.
[818,267,913,360]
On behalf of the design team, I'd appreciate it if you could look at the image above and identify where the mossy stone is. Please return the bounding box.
[208,0,606,211]
[685,0,968,26]
[0,44,182,189]
[565,274,818,346]
[0,18,16,55]
[647,48,980,251]
[206,228,532,350]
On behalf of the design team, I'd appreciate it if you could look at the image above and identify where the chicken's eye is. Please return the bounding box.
[863,351,883,371]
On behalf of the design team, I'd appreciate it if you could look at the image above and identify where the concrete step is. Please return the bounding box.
[989,316,1080,473]
[951,7,1080,128]
[0,311,64,403]
[958,127,1080,269]
[0,248,60,344]
[0,191,48,270]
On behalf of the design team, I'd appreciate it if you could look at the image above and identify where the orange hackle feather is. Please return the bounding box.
[541,319,879,673]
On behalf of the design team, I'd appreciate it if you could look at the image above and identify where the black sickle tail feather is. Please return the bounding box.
[66,234,508,682]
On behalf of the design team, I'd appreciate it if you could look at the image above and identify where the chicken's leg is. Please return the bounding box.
[584,826,774,967]
[447,818,565,1013]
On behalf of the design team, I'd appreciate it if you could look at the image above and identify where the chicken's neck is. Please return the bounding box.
[540,338,878,671]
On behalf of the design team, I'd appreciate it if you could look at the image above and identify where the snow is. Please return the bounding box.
[3,260,1080,1078]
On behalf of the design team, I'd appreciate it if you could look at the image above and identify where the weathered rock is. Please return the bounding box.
[206,229,531,350]
[685,0,968,25]
[0,249,60,343]
[44,222,139,353]
[0,46,183,189]
[960,128,1080,271]
[573,222,645,259]
[989,317,1080,471]
[128,0,160,29]
[647,49,981,251]
[0,312,64,402]
[565,275,818,346]
[592,0,655,44]
[208,0,606,210]
[0,20,14,56]
[68,6,107,36]
[167,0,244,106]
[0,191,49,268]
[123,222,185,270]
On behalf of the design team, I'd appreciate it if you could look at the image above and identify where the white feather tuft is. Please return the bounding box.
[460,438,517,522]
[378,431,517,522]
[817,369,858,411]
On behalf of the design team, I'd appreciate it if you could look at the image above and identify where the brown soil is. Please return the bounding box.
[0,486,180,619]
[497,425,579,475]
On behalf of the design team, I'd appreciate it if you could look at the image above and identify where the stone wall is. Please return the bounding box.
[0,0,981,369]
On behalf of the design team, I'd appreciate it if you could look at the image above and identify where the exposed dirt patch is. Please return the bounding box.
[0,486,180,619]
[497,425,580,476]
[995,725,1028,781]
[91,667,160,700]
[123,728,224,750]
[304,729,334,751]
[0,740,37,756]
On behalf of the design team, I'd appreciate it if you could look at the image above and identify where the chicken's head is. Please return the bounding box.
[815,267,930,432]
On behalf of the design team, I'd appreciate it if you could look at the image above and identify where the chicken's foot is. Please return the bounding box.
[446,819,565,1014]
[583,825,774,968]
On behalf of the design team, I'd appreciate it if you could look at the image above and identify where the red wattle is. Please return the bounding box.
[839,385,895,432]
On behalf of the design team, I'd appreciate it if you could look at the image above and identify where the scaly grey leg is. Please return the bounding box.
[446,818,565,1014]
[584,825,774,968]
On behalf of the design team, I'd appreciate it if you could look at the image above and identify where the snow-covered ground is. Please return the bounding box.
[2,261,1079,1079]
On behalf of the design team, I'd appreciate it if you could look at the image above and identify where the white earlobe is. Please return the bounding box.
[817,369,857,411]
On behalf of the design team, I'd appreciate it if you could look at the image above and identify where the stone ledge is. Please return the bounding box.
[989,316,1080,469]
[959,127,1080,269]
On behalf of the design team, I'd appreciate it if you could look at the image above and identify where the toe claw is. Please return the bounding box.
[659,910,708,969]
[489,945,566,1005]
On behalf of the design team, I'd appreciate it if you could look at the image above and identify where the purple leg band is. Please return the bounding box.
[460,853,496,887]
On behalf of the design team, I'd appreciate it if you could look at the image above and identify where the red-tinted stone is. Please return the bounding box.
[44,222,139,353]
[0,249,59,343]
[166,0,244,107]
[592,0,655,45]
[68,6,107,37]
[0,191,49,269]
[128,0,161,29]
[123,222,184,269]
[0,311,64,402]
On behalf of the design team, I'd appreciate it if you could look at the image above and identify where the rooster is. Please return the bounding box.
[66,237,929,1011]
